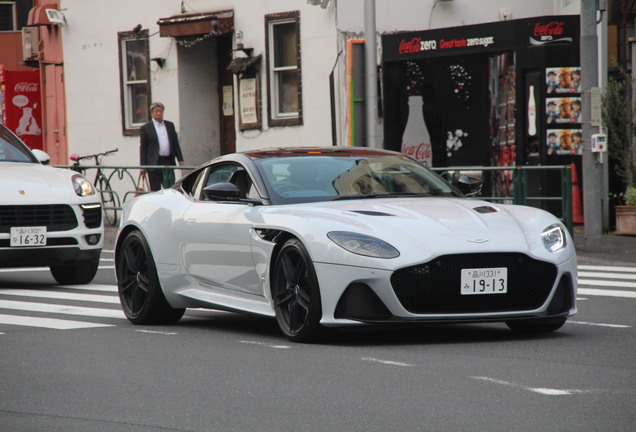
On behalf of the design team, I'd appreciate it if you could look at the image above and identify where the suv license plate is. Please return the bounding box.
[10,226,47,247]
[461,267,507,295]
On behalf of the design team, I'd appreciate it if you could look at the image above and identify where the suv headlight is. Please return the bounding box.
[72,174,96,196]
[541,224,566,253]
[327,231,400,258]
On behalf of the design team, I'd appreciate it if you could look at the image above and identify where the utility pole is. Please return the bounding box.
[581,0,603,248]
[364,0,379,148]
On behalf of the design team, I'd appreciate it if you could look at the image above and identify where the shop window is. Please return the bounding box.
[0,2,16,31]
[265,11,302,127]
[118,30,150,135]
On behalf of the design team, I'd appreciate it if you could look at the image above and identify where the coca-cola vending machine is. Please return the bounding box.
[0,65,43,150]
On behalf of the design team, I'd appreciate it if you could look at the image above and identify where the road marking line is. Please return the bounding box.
[578,279,636,289]
[239,340,291,349]
[578,288,636,298]
[0,314,114,330]
[470,376,591,396]
[361,357,415,367]
[0,300,125,319]
[135,330,178,335]
[0,289,119,304]
[578,265,636,273]
[57,284,118,293]
[569,320,631,328]
[578,271,636,281]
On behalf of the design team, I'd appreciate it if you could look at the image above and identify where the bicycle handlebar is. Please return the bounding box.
[70,148,119,162]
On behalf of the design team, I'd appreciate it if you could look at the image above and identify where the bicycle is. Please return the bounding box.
[70,148,120,226]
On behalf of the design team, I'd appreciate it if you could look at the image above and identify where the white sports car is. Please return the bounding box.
[115,147,577,342]
[0,124,103,284]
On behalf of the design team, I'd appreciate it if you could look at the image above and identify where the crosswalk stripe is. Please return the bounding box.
[56,284,118,293]
[578,288,636,299]
[0,300,125,319]
[578,271,636,281]
[578,265,636,273]
[578,279,636,289]
[0,314,114,329]
[0,289,119,304]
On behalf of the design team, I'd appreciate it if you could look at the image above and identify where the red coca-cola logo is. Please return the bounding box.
[533,22,565,37]
[402,142,431,162]
[14,82,39,92]
[399,37,421,54]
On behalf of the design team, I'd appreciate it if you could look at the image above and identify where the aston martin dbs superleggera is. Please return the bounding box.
[115,147,577,341]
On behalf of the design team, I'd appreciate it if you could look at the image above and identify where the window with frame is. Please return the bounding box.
[266,11,302,127]
[118,30,150,135]
[0,2,16,31]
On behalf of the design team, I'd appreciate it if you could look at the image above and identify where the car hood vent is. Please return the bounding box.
[350,210,394,216]
[472,205,498,214]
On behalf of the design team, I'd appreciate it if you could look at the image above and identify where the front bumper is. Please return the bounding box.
[315,252,578,327]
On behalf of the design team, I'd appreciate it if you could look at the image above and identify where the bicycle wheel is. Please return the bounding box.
[96,174,120,226]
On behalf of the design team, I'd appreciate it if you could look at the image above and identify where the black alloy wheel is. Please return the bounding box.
[272,238,323,342]
[116,230,184,324]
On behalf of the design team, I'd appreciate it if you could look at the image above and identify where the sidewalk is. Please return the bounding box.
[573,226,636,266]
[104,226,635,266]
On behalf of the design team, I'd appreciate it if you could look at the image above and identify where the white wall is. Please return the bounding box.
[60,0,338,164]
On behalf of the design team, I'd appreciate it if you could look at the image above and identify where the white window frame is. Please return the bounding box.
[266,11,302,127]
[118,30,150,135]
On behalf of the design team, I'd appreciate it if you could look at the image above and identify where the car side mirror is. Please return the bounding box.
[203,182,240,200]
[457,175,482,197]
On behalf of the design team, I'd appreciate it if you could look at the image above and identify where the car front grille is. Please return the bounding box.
[0,205,78,233]
[390,253,558,314]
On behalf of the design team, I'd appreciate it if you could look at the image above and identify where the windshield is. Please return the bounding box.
[254,154,458,204]
[0,125,38,163]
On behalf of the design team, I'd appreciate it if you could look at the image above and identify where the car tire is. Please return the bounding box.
[272,238,324,342]
[506,317,567,333]
[50,256,100,285]
[116,230,185,325]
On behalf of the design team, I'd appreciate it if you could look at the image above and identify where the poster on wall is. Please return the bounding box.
[546,67,581,94]
[238,76,260,131]
[546,129,582,155]
[546,96,581,124]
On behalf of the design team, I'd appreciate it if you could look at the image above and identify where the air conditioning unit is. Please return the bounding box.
[22,27,39,62]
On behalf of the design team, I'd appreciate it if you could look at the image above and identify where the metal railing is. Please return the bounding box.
[57,164,574,233]
[431,165,574,233]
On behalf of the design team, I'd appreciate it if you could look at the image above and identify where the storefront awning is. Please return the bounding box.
[157,10,233,38]
[227,55,261,74]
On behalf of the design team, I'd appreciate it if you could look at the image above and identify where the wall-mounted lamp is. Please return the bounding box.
[234,30,253,56]
[152,57,166,68]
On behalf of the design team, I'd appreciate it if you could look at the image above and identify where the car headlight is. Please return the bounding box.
[541,224,566,253]
[72,174,96,197]
[327,231,400,258]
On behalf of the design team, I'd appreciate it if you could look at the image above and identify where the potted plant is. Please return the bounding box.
[601,72,636,235]
[615,185,636,235]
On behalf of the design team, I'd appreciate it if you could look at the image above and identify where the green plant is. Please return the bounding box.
[624,185,636,206]
[601,71,636,192]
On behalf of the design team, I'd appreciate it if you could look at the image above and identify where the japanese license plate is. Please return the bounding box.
[461,267,507,295]
[10,226,47,247]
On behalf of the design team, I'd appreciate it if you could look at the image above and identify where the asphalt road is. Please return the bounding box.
[0,247,634,432]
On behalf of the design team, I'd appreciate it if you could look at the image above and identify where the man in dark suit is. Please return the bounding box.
[140,102,185,191]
